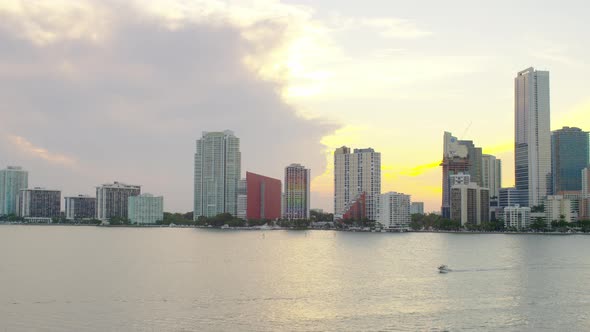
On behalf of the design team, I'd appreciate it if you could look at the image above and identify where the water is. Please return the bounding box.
[1,226,589,331]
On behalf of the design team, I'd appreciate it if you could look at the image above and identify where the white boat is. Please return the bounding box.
[438,265,451,273]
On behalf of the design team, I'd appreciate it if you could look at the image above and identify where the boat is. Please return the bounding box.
[438,265,451,273]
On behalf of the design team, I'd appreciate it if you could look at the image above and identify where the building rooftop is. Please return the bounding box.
[98,181,141,189]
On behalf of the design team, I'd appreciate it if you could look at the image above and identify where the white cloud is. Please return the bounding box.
[6,135,78,167]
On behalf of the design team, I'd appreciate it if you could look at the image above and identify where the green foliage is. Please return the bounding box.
[247,219,269,227]
[571,220,590,232]
[437,218,462,231]
[551,219,570,232]
[192,213,245,227]
[310,210,334,222]
[531,205,545,213]
[529,217,547,232]
[0,214,25,222]
[161,212,195,225]
[108,216,130,225]
[277,219,311,229]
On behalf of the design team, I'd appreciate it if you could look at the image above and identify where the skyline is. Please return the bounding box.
[1,1,590,213]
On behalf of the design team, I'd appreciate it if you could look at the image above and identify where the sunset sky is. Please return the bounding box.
[1,0,589,213]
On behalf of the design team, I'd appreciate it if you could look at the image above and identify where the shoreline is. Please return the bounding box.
[0,222,588,235]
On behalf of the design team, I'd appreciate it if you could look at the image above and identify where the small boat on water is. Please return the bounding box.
[438,265,451,273]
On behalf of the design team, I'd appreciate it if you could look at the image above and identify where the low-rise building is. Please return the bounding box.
[504,205,531,230]
[128,193,163,224]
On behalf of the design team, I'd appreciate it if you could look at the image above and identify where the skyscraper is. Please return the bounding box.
[334,147,381,221]
[283,164,310,220]
[96,182,141,221]
[481,154,502,198]
[515,67,551,207]
[0,166,28,216]
[440,132,482,217]
[194,130,241,218]
[551,127,589,193]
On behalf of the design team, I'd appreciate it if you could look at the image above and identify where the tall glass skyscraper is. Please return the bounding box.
[515,67,551,207]
[0,166,28,216]
[194,130,241,219]
[551,127,589,193]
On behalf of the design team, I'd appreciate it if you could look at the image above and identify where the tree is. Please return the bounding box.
[162,212,194,225]
[529,217,547,232]
[108,216,129,225]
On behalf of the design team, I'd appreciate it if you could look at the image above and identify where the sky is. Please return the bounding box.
[1,0,589,213]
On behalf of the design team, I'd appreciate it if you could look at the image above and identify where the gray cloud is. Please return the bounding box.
[0,5,336,212]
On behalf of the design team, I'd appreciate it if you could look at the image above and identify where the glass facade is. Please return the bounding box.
[514,67,551,207]
[551,127,589,193]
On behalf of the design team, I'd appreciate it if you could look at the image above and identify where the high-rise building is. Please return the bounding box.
[283,164,310,220]
[551,127,589,193]
[0,166,28,216]
[581,167,590,219]
[583,167,590,197]
[334,147,381,221]
[498,187,525,208]
[410,202,424,215]
[450,182,490,225]
[65,195,96,221]
[482,155,502,198]
[504,205,531,230]
[440,132,483,218]
[237,178,247,220]
[194,130,241,219]
[378,192,411,230]
[17,188,61,222]
[245,172,281,220]
[96,182,141,221]
[515,67,551,207]
[128,193,164,224]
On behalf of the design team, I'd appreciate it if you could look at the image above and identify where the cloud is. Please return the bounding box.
[327,15,431,39]
[5,135,78,167]
[0,1,337,211]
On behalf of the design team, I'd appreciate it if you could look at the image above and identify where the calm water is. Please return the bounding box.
[1,226,590,331]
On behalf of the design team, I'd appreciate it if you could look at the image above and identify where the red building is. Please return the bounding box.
[246,172,282,220]
[342,192,366,221]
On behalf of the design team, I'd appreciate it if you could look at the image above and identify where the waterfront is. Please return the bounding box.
[1,226,590,331]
